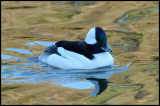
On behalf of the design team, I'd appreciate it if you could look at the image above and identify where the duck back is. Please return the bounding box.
[56,40,94,59]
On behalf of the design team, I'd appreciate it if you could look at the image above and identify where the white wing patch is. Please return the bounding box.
[47,47,83,69]
[47,47,114,69]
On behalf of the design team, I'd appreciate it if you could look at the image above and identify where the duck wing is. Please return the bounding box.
[39,44,60,62]
[56,40,94,60]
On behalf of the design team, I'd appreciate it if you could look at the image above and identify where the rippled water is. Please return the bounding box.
[1,40,133,96]
[117,7,158,23]
[1,1,159,105]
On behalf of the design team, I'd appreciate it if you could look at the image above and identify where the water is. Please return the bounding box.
[33,41,55,46]
[117,7,159,23]
[2,51,132,96]
[52,1,96,7]
[1,1,159,105]
[6,48,33,54]
[1,53,21,60]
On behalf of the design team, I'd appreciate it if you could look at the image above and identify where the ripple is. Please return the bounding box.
[1,62,132,95]
[24,42,36,46]
[117,7,159,23]
[1,53,21,60]
[34,41,55,46]
[6,48,32,54]
[62,81,94,89]
[52,1,96,7]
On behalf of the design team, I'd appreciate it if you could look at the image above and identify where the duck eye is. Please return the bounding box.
[102,43,106,47]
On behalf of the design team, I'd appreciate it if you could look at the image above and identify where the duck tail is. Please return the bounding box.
[39,44,60,62]
[24,56,39,63]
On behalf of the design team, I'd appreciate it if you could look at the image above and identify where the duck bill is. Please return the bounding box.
[101,44,112,52]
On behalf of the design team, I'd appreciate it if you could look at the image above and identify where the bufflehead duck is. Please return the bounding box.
[39,27,114,69]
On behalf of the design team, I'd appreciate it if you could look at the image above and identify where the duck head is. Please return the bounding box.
[84,27,112,53]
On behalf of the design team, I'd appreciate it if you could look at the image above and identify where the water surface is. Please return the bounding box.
[1,1,159,105]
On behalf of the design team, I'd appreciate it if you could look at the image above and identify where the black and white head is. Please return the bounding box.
[84,27,112,54]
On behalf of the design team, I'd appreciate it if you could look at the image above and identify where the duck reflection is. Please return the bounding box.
[3,56,131,96]
[87,78,111,96]
[38,62,132,96]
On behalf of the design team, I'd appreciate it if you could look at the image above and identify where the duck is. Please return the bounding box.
[39,27,114,69]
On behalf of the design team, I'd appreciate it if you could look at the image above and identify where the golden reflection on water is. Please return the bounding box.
[1,1,159,105]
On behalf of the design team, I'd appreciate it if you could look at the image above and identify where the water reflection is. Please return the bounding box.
[6,48,32,54]
[52,1,96,7]
[2,40,133,96]
[2,56,132,96]
[1,53,21,60]
[33,41,55,46]
[43,62,132,96]
[87,78,111,96]
[24,41,55,46]
[117,7,159,23]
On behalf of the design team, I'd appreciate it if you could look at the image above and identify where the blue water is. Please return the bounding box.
[1,58,132,90]
[6,48,33,54]
[24,41,55,46]
[1,53,21,60]
[154,9,159,13]
[33,41,55,46]
[24,42,36,46]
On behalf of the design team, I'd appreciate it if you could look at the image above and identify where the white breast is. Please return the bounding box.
[47,47,114,69]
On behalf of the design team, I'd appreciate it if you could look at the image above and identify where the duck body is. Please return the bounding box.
[39,27,114,69]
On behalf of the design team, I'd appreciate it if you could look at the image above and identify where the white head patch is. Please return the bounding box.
[85,27,97,44]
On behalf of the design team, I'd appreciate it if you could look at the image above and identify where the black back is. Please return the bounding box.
[56,40,94,59]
